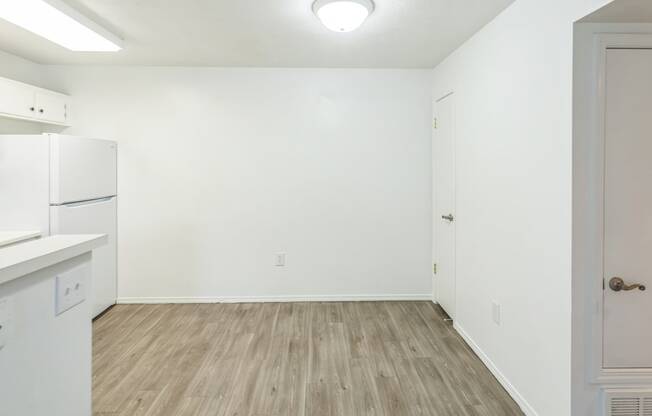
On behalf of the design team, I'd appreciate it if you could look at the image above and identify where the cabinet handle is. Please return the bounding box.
[29,107,34,112]
[39,109,44,113]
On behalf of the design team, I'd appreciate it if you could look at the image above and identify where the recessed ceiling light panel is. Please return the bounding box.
[313,0,374,33]
[0,0,122,51]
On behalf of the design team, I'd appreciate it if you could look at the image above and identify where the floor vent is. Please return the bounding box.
[604,389,652,416]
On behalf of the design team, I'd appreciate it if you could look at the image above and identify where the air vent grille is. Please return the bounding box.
[610,397,640,416]
[643,397,652,416]
[604,389,652,416]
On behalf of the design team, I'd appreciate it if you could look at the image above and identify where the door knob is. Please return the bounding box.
[609,277,646,292]
[442,214,454,222]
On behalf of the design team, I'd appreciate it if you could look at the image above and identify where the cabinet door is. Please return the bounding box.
[35,91,68,124]
[0,78,35,119]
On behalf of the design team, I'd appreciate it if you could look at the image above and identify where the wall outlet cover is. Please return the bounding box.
[55,265,87,316]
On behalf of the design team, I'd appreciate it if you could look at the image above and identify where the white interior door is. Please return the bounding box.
[603,49,652,368]
[50,197,117,318]
[434,94,456,320]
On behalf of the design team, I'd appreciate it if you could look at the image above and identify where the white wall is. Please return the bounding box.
[0,49,43,86]
[572,22,602,416]
[430,0,612,415]
[43,67,433,302]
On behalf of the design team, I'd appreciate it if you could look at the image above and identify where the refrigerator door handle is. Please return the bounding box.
[56,196,116,208]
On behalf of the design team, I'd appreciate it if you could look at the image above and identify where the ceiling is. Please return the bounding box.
[0,0,514,68]
[580,0,652,23]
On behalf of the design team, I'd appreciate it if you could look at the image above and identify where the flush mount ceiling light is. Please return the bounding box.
[0,0,122,51]
[313,0,374,33]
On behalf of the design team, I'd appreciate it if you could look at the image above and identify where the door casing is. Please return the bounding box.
[584,33,652,385]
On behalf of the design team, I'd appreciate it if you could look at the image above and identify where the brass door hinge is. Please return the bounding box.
[433,263,437,274]
[433,118,438,129]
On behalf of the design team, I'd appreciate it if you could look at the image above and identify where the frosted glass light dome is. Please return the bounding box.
[313,0,374,33]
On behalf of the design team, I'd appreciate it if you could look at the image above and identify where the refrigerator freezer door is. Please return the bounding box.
[0,135,50,234]
[50,197,117,317]
[50,135,117,205]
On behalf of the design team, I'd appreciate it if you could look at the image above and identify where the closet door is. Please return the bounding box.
[434,93,456,320]
[603,48,652,368]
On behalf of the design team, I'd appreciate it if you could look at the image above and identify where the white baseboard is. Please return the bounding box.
[453,323,538,416]
[117,294,433,304]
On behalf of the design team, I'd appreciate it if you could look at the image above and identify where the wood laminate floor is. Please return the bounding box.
[93,302,523,416]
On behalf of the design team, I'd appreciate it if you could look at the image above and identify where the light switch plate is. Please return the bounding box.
[0,297,13,350]
[492,301,501,326]
[55,266,87,316]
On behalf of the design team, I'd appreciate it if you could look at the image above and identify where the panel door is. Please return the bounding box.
[603,49,652,368]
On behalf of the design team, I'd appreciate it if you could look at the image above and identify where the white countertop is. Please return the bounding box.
[0,234,107,286]
[0,231,42,247]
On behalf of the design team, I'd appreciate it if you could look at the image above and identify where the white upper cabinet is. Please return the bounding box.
[0,77,36,119]
[35,91,68,124]
[0,77,70,126]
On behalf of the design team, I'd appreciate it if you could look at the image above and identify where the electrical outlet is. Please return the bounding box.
[0,297,13,350]
[55,266,87,315]
[492,301,501,326]
[275,253,286,267]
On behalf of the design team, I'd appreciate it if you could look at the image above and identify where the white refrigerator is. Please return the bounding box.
[0,134,117,318]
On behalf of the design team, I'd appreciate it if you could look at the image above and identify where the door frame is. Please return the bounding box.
[433,91,456,318]
[585,33,652,384]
